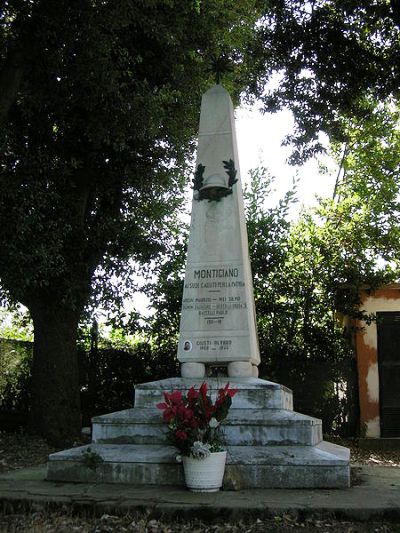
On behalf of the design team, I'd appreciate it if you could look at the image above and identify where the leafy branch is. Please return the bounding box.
[193,163,205,191]
[223,159,238,187]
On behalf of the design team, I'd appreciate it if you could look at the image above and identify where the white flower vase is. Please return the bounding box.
[182,451,227,492]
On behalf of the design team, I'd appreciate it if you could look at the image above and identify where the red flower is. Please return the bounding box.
[199,382,208,399]
[177,404,194,422]
[221,382,238,397]
[164,390,183,404]
[187,386,199,402]
[175,430,188,441]
[190,418,199,429]
[216,393,226,407]
[157,382,237,455]
[163,409,175,423]
[202,398,214,421]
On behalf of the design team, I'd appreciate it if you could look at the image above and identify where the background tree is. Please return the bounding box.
[319,100,400,290]
[243,169,348,431]
[236,0,400,432]
[0,0,260,445]
[247,0,400,161]
[246,106,400,430]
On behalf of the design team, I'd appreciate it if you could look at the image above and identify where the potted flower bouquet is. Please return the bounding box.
[156,382,237,492]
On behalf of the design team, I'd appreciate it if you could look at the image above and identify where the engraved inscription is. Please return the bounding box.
[180,263,248,335]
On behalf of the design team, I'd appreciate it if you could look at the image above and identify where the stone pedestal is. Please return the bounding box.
[47,378,350,488]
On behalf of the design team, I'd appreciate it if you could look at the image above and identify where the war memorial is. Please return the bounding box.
[47,83,350,489]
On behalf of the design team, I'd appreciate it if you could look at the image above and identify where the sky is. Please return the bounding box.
[236,104,337,216]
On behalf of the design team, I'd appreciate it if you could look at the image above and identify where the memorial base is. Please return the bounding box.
[47,378,350,489]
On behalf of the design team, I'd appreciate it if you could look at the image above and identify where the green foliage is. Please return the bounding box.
[0,338,32,414]
[244,98,400,432]
[81,447,104,471]
[79,334,180,425]
[0,336,179,428]
[244,169,353,430]
[252,207,356,431]
[316,100,400,300]
[0,308,33,342]
[142,218,188,362]
[329,100,400,275]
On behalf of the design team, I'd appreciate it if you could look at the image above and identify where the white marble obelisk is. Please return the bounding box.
[177,85,260,378]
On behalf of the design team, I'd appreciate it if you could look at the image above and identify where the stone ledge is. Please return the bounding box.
[92,408,323,447]
[94,408,317,426]
[134,377,293,410]
[47,441,350,488]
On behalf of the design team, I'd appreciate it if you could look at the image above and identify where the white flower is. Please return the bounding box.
[190,441,211,459]
[175,454,182,463]
[209,417,220,428]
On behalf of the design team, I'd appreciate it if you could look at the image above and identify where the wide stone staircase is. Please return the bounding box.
[47,378,350,489]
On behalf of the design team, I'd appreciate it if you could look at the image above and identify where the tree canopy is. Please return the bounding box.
[0,0,260,444]
[248,0,400,161]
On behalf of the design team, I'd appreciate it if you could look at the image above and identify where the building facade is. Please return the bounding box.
[355,284,400,439]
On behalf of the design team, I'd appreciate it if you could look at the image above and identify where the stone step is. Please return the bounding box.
[46,378,350,489]
[134,377,293,410]
[226,409,322,446]
[92,408,322,447]
[47,441,350,489]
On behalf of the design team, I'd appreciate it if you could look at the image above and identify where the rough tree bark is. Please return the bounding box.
[29,301,82,447]
[0,45,25,127]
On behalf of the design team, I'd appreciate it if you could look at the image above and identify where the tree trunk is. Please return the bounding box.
[0,46,25,127]
[29,302,81,447]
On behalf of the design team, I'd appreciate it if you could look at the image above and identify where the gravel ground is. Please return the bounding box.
[0,431,57,473]
[0,431,400,532]
[327,436,400,467]
[0,511,399,533]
